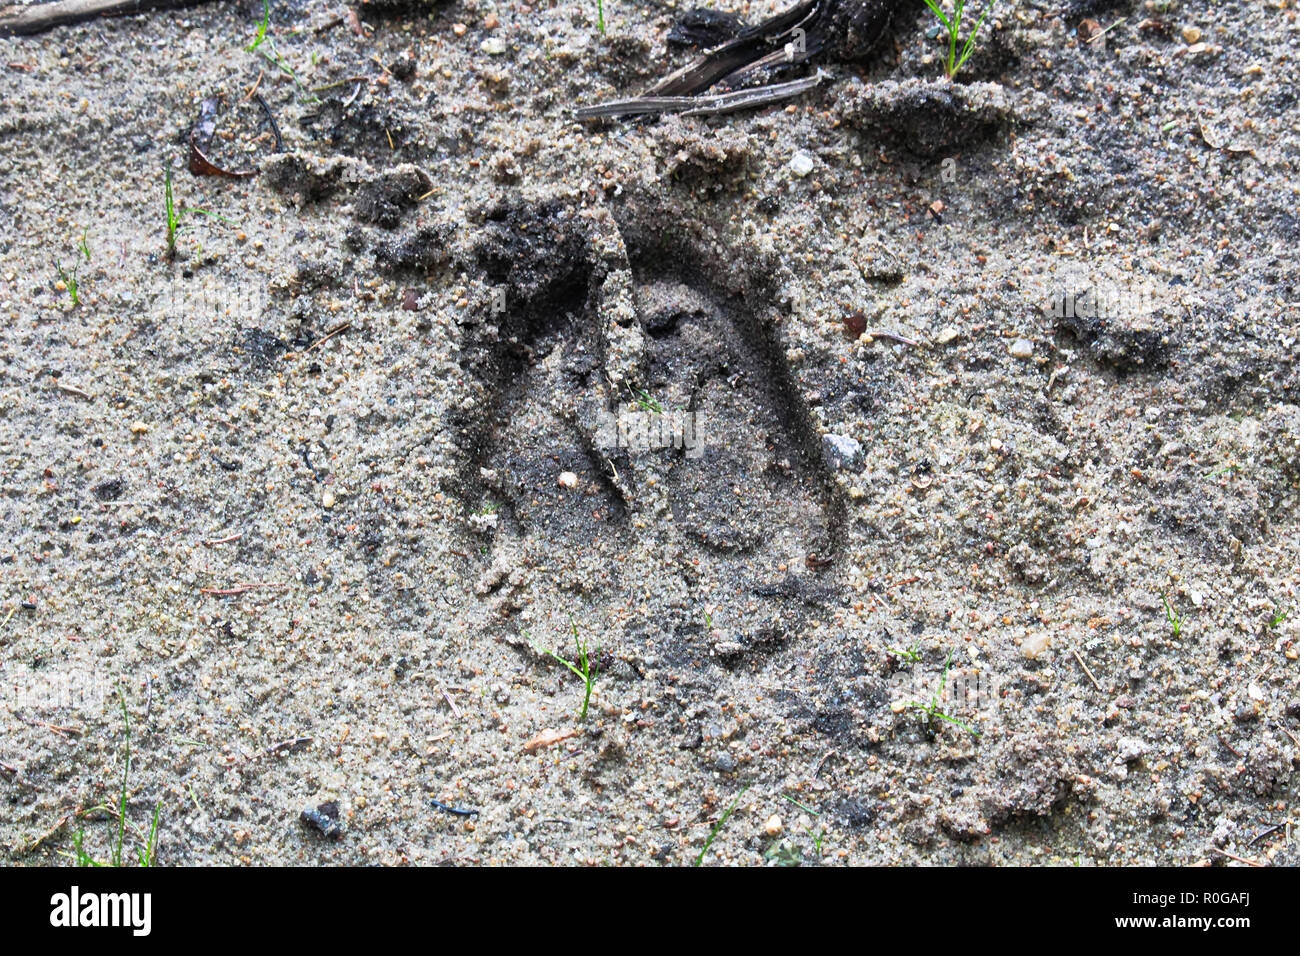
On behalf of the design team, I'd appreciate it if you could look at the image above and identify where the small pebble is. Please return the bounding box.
[322,491,336,508]
[1116,738,1150,763]
[822,434,862,471]
[481,37,507,56]
[789,152,814,177]
[935,326,960,345]
[1009,338,1034,359]
[764,814,783,836]
[558,471,578,489]
[1021,632,1050,659]
[1182,25,1202,44]
[300,801,344,841]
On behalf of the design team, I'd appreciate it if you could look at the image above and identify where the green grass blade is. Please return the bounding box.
[539,646,584,681]
[247,0,270,53]
[181,208,238,226]
[695,786,748,866]
[955,2,994,74]
[922,0,953,30]
[140,800,162,866]
[932,710,981,736]
[113,688,130,867]
[779,794,820,816]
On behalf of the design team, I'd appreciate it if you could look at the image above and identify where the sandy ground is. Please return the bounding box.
[1,0,1298,866]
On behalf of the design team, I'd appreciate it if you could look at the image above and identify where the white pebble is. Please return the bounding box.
[1009,338,1034,359]
[557,471,578,489]
[764,814,783,836]
[1021,632,1051,659]
[789,152,814,177]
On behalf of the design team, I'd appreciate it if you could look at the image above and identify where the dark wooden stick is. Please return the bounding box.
[0,0,223,38]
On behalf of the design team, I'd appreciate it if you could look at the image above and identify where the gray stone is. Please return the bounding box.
[823,434,863,470]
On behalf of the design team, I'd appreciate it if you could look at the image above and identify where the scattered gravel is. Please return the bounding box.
[0,0,1296,867]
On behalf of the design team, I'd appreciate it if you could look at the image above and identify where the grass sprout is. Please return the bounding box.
[777,794,828,858]
[811,828,827,854]
[66,688,162,867]
[597,0,606,34]
[1269,607,1290,629]
[634,389,663,414]
[1204,462,1240,480]
[1161,593,1185,638]
[533,617,599,720]
[164,166,236,260]
[54,259,80,306]
[247,0,317,102]
[922,0,994,79]
[887,642,921,664]
[908,649,980,737]
[695,785,747,866]
[247,0,270,53]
